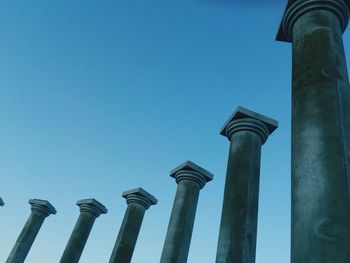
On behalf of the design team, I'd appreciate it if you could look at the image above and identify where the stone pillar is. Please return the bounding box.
[109,188,157,263]
[160,161,213,263]
[215,106,278,263]
[0,198,4,206]
[6,199,56,263]
[60,199,107,263]
[277,0,350,262]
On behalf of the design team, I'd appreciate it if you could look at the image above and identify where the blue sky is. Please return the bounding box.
[0,1,349,262]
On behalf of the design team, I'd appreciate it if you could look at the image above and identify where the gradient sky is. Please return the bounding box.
[0,1,349,263]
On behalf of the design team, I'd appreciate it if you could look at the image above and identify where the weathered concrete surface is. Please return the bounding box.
[277,0,350,262]
[216,107,277,263]
[109,188,157,263]
[160,161,213,263]
[60,199,107,263]
[6,199,56,263]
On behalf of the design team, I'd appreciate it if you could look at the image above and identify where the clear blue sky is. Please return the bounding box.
[0,1,349,262]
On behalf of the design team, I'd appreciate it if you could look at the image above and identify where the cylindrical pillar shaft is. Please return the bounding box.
[217,130,262,262]
[161,180,200,263]
[6,199,56,263]
[277,1,350,262]
[60,212,96,263]
[160,161,213,263]
[292,4,350,263]
[110,204,145,263]
[60,199,107,263]
[215,107,277,263]
[109,188,157,263]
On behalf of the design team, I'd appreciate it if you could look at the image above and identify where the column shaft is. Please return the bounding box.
[109,203,146,263]
[6,213,46,263]
[60,212,96,263]
[216,131,262,263]
[6,199,55,263]
[291,9,350,262]
[160,180,200,263]
[109,188,156,263]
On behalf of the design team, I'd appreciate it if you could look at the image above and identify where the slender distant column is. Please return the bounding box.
[160,161,213,263]
[0,198,4,206]
[60,199,107,263]
[109,188,157,263]
[6,199,56,263]
[277,0,350,262]
[215,106,278,263]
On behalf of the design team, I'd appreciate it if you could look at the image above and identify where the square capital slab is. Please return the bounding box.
[122,187,158,205]
[276,0,298,42]
[170,161,213,182]
[76,198,108,214]
[276,0,350,42]
[220,106,278,137]
[29,199,57,214]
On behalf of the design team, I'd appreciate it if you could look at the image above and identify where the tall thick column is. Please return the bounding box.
[60,199,107,263]
[6,199,56,263]
[160,161,213,263]
[277,0,350,262]
[109,188,157,263]
[0,198,4,206]
[215,106,278,263]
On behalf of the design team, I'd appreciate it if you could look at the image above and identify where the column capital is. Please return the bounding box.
[29,199,56,217]
[122,187,158,210]
[76,198,108,218]
[220,106,278,144]
[276,0,350,42]
[0,198,4,206]
[170,161,213,189]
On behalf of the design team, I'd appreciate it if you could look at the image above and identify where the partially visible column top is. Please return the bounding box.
[276,0,350,42]
[0,197,4,206]
[29,199,56,217]
[170,161,213,189]
[122,188,158,210]
[76,199,107,218]
[220,106,278,144]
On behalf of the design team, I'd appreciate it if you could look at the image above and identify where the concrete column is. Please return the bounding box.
[0,198,4,206]
[215,106,278,263]
[6,199,56,263]
[277,0,350,262]
[109,188,157,263]
[160,161,213,263]
[60,199,107,263]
